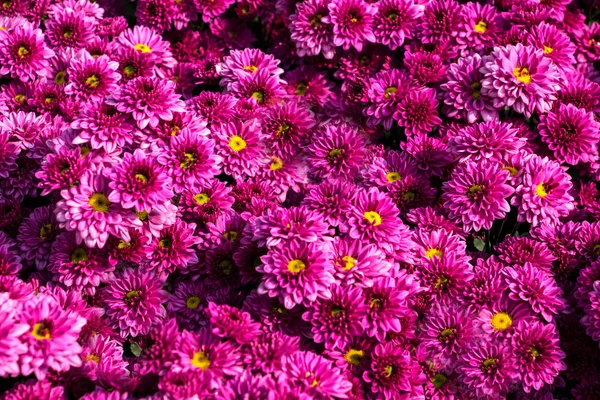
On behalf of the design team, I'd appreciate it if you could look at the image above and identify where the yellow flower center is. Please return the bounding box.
[125,290,140,304]
[490,311,512,331]
[14,94,26,103]
[593,243,600,255]
[341,255,356,271]
[54,71,66,85]
[471,81,481,100]
[364,211,382,226]
[544,45,553,54]
[384,87,398,98]
[159,237,172,248]
[331,306,343,316]
[295,82,308,96]
[229,135,247,152]
[135,173,148,184]
[134,43,151,53]
[180,152,195,168]
[344,349,365,366]
[219,259,234,275]
[193,193,210,205]
[528,346,540,358]
[481,358,497,371]
[191,351,210,370]
[85,353,100,363]
[431,373,447,389]
[513,67,531,84]
[80,145,91,157]
[474,21,487,33]
[85,75,100,88]
[386,171,401,182]
[63,29,73,38]
[251,91,264,103]
[276,123,290,136]
[88,193,110,212]
[536,182,548,197]
[310,14,323,27]
[270,157,284,171]
[123,65,136,76]
[71,248,88,264]
[17,46,29,58]
[370,298,382,308]
[404,191,415,201]
[434,275,449,289]
[117,240,130,249]
[384,365,393,378]
[39,224,52,240]
[288,259,306,273]
[502,166,518,176]
[242,65,258,72]
[224,231,238,242]
[186,296,201,309]
[136,210,148,221]
[425,248,443,259]
[31,323,51,340]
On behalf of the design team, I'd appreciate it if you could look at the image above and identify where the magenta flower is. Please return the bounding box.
[56,171,137,248]
[332,238,391,288]
[0,293,28,377]
[115,25,176,73]
[417,0,461,44]
[64,51,120,101]
[480,43,561,117]
[372,0,423,50]
[0,25,54,82]
[289,0,336,59]
[107,149,173,211]
[106,76,186,130]
[364,69,417,130]
[217,48,284,89]
[443,160,514,232]
[253,206,331,248]
[103,268,167,338]
[146,219,202,276]
[324,0,376,52]
[394,87,442,135]
[45,9,96,48]
[206,302,261,345]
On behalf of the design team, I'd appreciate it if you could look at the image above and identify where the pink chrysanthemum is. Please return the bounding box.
[213,119,268,181]
[324,0,376,52]
[107,149,173,211]
[257,240,335,309]
[35,148,92,196]
[538,103,600,165]
[480,43,561,117]
[364,69,417,130]
[106,76,186,130]
[289,0,336,59]
[258,101,315,158]
[206,302,261,345]
[417,0,461,44]
[0,293,28,377]
[64,52,120,101]
[56,171,137,248]
[443,160,514,232]
[253,206,330,248]
[525,22,576,71]
[456,3,502,52]
[115,25,176,73]
[16,206,57,270]
[494,236,555,272]
[394,87,442,135]
[511,155,575,227]
[302,180,356,227]
[146,219,201,276]
[18,293,86,380]
[372,0,423,51]
[194,0,236,22]
[332,238,391,288]
[103,268,167,338]
[136,0,176,32]
[0,25,54,82]
[217,48,284,89]
[228,68,286,107]
[45,9,96,48]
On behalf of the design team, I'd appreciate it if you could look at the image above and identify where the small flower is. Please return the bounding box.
[0,25,54,82]
[372,0,423,50]
[325,0,377,52]
[64,51,120,101]
[394,87,441,135]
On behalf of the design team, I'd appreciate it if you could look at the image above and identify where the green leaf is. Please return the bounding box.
[474,237,485,252]
[130,343,142,357]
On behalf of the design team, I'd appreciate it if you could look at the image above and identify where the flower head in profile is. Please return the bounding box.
[480,43,561,117]
[0,25,54,82]
[56,171,138,248]
[103,268,167,338]
[443,160,514,232]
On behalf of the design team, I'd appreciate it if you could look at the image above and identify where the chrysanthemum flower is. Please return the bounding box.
[503,262,566,322]
[0,293,27,377]
[258,101,315,158]
[253,206,330,248]
[115,25,176,73]
[45,9,96,48]
[511,320,566,393]
[302,180,356,227]
[440,54,499,123]
[71,102,135,154]
[107,149,173,211]
[194,0,236,22]
[173,328,242,385]
[136,0,176,32]
[253,156,307,202]
[456,3,502,52]
[289,0,336,59]
[0,25,54,82]
[169,280,212,330]
[480,43,561,117]
[525,22,576,71]
[156,131,222,193]
[282,351,353,398]
[420,302,474,363]
[103,268,167,338]
[213,119,268,181]
[363,342,425,399]
[413,228,470,267]
[448,120,526,163]
[64,51,120,101]
[303,285,366,350]
[364,69,417,130]
[146,219,201,276]
[538,103,600,165]
[48,232,112,295]
[18,293,86,380]
[106,76,186,130]
[186,92,237,126]
[206,302,261,345]
[372,0,423,51]
[0,111,46,152]
[443,160,514,232]
[459,341,518,398]
[403,50,448,84]
[217,48,284,88]
[394,87,441,135]
[284,66,334,108]
[511,155,574,227]
[106,228,150,266]
[257,240,335,309]
[477,296,535,339]
[417,0,461,44]
[16,206,57,270]
[306,121,368,180]
[56,171,137,248]
[228,69,286,107]
[324,0,376,52]
[332,238,391,288]
[2,379,66,399]
[362,150,419,190]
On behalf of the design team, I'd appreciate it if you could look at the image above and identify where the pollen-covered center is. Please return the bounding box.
[193,193,210,205]
[513,66,531,84]
[31,322,51,340]
[474,21,487,33]
[364,211,382,226]
[491,311,512,331]
[85,75,100,88]
[481,357,498,372]
[89,193,110,212]
[71,248,88,264]
[386,171,401,183]
[536,182,548,197]
[431,373,447,388]
[186,296,201,309]
[341,255,356,271]
[54,71,66,85]
[191,351,210,370]
[344,349,365,365]
[270,157,284,171]
[39,223,53,240]
[288,259,306,273]
[229,135,247,152]
[134,43,151,53]
[425,248,443,259]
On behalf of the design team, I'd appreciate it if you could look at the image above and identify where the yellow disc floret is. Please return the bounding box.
[288,259,306,273]
[490,311,513,331]
[364,211,382,226]
[89,193,110,212]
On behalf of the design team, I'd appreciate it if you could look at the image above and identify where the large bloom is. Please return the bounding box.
[64,51,120,101]
[56,171,137,248]
[146,219,201,276]
[394,87,441,135]
[0,25,54,82]
[289,0,336,59]
[480,43,561,117]
[443,160,514,232]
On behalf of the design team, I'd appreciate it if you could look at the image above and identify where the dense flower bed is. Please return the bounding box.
[2,0,600,399]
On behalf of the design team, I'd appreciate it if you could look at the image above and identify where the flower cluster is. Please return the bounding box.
[0,0,599,399]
